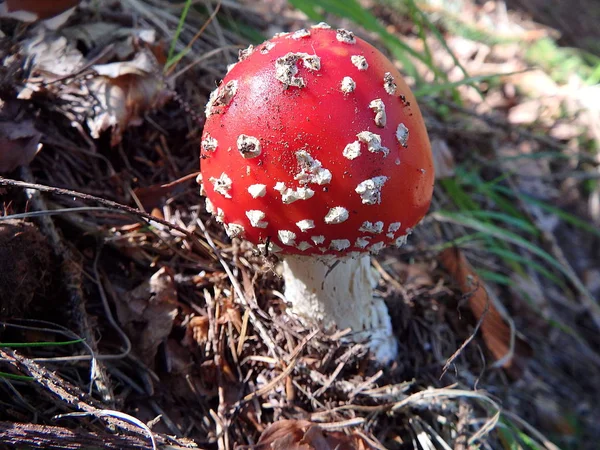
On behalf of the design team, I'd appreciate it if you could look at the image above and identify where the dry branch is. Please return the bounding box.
[0,421,197,450]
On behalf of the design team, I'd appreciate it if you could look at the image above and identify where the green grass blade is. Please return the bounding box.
[0,371,33,381]
[287,0,424,79]
[464,210,539,236]
[477,269,514,286]
[166,0,193,68]
[407,0,478,101]
[0,339,84,348]
[429,232,488,251]
[434,211,600,324]
[439,178,480,211]
[492,185,600,239]
[484,247,565,287]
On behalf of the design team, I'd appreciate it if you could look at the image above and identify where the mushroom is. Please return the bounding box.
[199,25,434,362]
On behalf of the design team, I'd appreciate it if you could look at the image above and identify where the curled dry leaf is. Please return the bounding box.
[88,52,172,146]
[21,31,84,79]
[257,420,372,450]
[114,267,178,366]
[439,247,531,379]
[188,315,209,345]
[19,28,171,146]
[216,297,243,332]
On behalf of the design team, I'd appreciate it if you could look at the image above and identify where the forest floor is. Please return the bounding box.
[0,0,599,449]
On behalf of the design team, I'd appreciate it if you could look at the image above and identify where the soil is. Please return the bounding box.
[0,219,54,318]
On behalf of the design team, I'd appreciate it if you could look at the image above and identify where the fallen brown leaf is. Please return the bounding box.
[217,297,243,332]
[188,315,209,346]
[114,267,178,366]
[88,52,172,146]
[133,172,199,210]
[19,28,171,146]
[439,247,531,379]
[257,420,372,450]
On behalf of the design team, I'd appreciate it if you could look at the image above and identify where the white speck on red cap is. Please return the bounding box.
[383,72,396,95]
[297,241,313,251]
[369,99,387,128]
[224,223,245,238]
[311,22,331,29]
[291,29,311,39]
[246,210,268,228]
[311,235,325,245]
[238,45,254,61]
[237,134,261,158]
[258,241,282,253]
[296,219,315,232]
[359,221,384,233]
[275,52,321,88]
[369,241,385,254]
[209,173,233,198]
[355,176,388,205]
[324,207,349,224]
[201,134,218,153]
[278,230,297,246]
[395,234,408,247]
[205,80,238,117]
[274,182,315,203]
[215,208,225,223]
[351,55,368,71]
[341,76,356,94]
[396,123,409,148]
[260,42,276,54]
[386,222,401,238]
[330,239,351,251]
[294,150,332,185]
[343,141,361,160]
[205,197,215,214]
[355,237,371,248]
[336,29,356,44]
[247,184,267,198]
[357,131,389,157]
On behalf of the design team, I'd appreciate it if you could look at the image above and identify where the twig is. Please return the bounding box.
[0,421,197,450]
[0,177,205,251]
[0,349,193,448]
[440,283,489,379]
[195,218,281,360]
[18,167,115,405]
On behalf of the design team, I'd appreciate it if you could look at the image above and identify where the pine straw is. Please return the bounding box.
[1,0,599,449]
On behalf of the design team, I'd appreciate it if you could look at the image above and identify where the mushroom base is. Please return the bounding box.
[281,254,398,363]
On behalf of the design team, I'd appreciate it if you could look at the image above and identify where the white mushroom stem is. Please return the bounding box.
[281,254,398,363]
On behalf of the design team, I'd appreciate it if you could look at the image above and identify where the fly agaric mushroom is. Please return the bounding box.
[199,25,434,362]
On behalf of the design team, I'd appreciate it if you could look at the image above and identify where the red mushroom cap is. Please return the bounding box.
[200,25,434,256]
